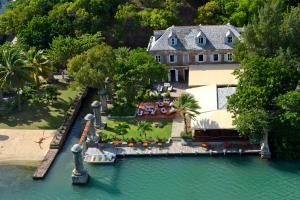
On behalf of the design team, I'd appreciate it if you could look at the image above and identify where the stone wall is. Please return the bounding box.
[50,88,89,149]
[149,49,238,66]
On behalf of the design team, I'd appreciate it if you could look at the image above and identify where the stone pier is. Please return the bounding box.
[260,130,271,159]
[71,144,89,184]
[84,113,99,143]
[99,89,108,113]
[91,101,101,129]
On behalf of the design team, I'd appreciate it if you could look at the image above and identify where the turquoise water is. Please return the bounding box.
[1,104,300,200]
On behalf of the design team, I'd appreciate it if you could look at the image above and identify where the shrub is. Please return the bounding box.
[181,131,192,139]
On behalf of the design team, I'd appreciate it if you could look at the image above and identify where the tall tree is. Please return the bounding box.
[48,33,103,68]
[25,48,52,85]
[0,49,33,111]
[227,0,300,158]
[174,93,200,134]
[114,48,168,107]
[240,0,284,57]
[67,43,116,90]
[281,6,300,56]
[195,1,223,25]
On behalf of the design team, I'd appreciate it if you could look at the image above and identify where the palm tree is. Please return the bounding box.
[0,49,33,111]
[25,48,52,85]
[114,122,130,140]
[137,121,152,139]
[174,93,201,134]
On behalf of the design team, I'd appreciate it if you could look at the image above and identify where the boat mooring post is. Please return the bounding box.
[260,129,271,159]
[71,144,89,185]
[91,101,102,129]
[84,113,99,144]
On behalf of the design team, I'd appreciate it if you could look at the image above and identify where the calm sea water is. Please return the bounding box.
[0,98,300,200]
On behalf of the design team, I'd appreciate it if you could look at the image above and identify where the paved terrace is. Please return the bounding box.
[94,141,260,156]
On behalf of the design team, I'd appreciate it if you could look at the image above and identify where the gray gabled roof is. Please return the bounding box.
[148,24,242,51]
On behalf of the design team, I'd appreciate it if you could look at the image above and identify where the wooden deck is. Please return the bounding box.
[97,142,260,157]
[32,149,59,179]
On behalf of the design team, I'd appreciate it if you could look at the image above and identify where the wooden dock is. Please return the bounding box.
[32,149,59,179]
[97,142,261,157]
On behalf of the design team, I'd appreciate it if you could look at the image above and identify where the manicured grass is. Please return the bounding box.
[0,83,79,129]
[102,119,172,141]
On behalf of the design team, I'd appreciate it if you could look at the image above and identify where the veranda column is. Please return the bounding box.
[91,101,101,129]
[168,70,171,82]
[71,144,89,184]
[175,69,179,82]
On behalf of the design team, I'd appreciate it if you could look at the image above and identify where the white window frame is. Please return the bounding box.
[169,54,177,63]
[155,55,161,62]
[196,54,205,63]
[170,37,177,46]
[226,53,233,62]
[199,37,204,45]
[227,36,233,44]
[211,54,220,62]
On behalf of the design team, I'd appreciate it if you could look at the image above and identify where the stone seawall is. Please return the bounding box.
[33,87,89,179]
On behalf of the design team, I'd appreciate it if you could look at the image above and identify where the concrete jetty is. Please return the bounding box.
[88,141,260,157]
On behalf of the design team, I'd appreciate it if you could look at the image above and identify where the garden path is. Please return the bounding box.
[171,116,184,138]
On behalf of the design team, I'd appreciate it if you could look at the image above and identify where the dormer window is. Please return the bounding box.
[227,36,232,43]
[171,38,176,46]
[196,31,206,46]
[168,30,177,46]
[168,36,177,46]
[225,30,234,44]
[199,37,204,44]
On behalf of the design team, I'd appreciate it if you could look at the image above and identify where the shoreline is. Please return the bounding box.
[0,159,41,167]
[0,129,55,166]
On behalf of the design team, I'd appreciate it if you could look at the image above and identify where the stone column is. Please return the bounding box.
[260,129,271,159]
[99,89,108,113]
[71,144,89,184]
[91,101,101,129]
[84,113,98,143]
[175,69,179,82]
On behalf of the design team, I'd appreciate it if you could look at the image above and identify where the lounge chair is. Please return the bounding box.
[157,85,163,93]
[137,109,144,116]
[164,82,171,87]
[151,108,157,115]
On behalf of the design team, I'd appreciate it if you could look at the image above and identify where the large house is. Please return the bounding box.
[147,24,246,140]
[147,23,242,87]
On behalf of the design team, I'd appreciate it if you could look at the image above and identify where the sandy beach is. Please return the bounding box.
[0,129,55,166]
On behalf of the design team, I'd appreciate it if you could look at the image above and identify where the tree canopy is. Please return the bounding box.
[227,0,300,159]
[67,43,116,89]
[1,0,289,49]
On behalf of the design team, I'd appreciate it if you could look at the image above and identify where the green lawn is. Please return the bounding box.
[101,119,172,141]
[0,83,79,129]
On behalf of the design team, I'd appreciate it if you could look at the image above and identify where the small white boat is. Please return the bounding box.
[84,148,116,164]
